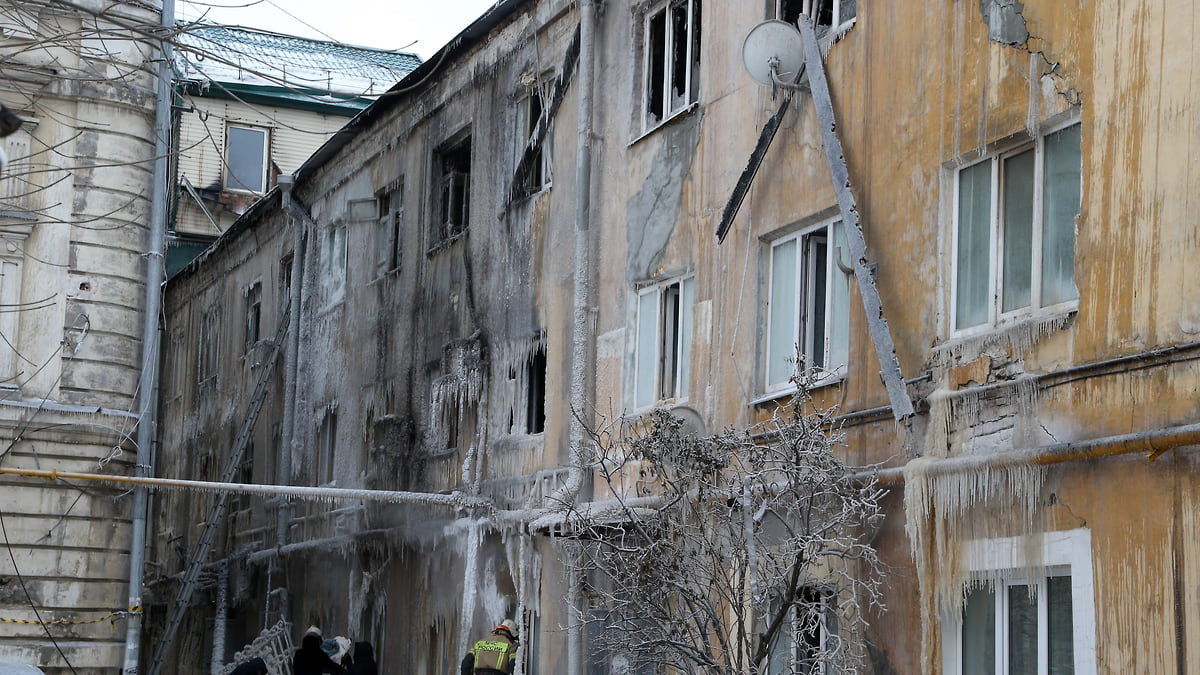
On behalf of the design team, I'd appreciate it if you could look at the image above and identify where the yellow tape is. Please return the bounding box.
[0,609,139,627]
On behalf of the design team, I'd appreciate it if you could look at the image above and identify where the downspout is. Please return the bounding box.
[552,1,596,673]
[277,175,309,577]
[124,1,173,671]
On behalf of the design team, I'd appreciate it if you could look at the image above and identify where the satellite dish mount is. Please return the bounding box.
[741,20,807,94]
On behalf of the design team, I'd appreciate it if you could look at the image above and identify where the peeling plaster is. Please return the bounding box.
[625,112,702,280]
[979,0,1030,46]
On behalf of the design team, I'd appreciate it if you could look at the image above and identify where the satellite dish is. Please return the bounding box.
[742,20,805,88]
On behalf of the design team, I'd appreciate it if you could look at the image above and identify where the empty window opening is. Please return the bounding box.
[377,180,403,274]
[644,0,701,129]
[244,281,261,350]
[320,224,347,305]
[765,217,851,391]
[317,408,337,486]
[279,254,293,315]
[525,344,547,434]
[435,135,471,242]
[953,122,1081,332]
[225,125,269,193]
[635,276,694,409]
[198,306,220,383]
[515,88,552,198]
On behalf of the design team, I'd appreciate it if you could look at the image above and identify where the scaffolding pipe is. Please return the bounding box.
[865,422,1200,486]
[124,1,173,670]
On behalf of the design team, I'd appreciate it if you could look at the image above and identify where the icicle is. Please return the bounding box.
[930,311,1075,370]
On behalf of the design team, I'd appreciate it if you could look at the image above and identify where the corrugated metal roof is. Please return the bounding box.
[175,23,422,97]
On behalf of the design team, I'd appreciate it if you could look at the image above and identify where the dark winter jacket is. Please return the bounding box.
[294,634,344,675]
[230,657,267,675]
[346,642,378,675]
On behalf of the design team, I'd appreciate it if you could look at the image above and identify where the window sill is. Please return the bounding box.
[939,306,1078,366]
[751,373,846,407]
[630,102,699,147]
[425,229,467,256]
[368,267,400,287]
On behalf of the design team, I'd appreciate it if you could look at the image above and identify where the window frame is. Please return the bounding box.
[641,0,701,132]
[0,239,24,385]
[376,179,403,276]
[950,118,1081,336]
[224,123,270,194]
[320,223,348,308]
[197,305,220,384]
[763,215,852,395]
[633,275,694,410]
[942,529,1097,675]
[316,407,337,486]
[773,0,857,32]
[244,280,262,351]
[432,132,472,247]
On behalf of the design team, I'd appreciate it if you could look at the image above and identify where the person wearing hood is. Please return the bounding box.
[461,620,520,675]
[346,641,378,675]
[229,657,267,675]
[293,626,344,675]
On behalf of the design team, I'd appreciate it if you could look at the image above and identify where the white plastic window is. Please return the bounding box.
[634,276,694,409]
[953,122,1081,333]
[643,0,701,130]
[225,125,268,193]
[765,217,851,392]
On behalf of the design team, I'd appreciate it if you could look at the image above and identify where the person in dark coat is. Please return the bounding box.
[293,627,344,675]
[229,657,267,675]
[346,642,377,675]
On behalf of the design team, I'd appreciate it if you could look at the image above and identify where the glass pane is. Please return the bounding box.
[768,239,798,387]
[645,10,666,126]
[636,290,659,407]
[1008,584,1038,675]
[807,234,828,370]
[1042,124,1082,306]
[1002,149,1035,312]
[679,277,694,398]
[227,126,265,192]
[660,283,680,399]
[1048,576,1075,674]
[828,222,850,371]
[956,161,992,329]
[962,585,996,675]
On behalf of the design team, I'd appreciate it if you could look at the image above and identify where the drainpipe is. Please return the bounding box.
[276,175,309,601]
[552,1,596,672]
[123,0,173,671]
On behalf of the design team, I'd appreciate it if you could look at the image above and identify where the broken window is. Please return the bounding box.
[775,0,856,31]
[244,280,261,350]
[320,223,347,306]
[316,407,337,486]
[434,134,471,243]
[376,179,403,275]
[765,587,834,675]
[634,276,694,409]
[198,306,220,383]
[525,344,547,434]
[225,124,269,193]
[945,531,1095,674]
[765,217,851,392]
[514,86,552,199]
[953,121,1081,332]
[643,0,701,130]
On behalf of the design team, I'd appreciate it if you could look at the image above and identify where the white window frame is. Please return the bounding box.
[766,586,835,675]
[642,0,701,132]
[633,275,694,410]
[224,124,269,193]
[774,0,857,32]
[764,216,851,394]
[942,529,1097,675]
[950,119,1081,336]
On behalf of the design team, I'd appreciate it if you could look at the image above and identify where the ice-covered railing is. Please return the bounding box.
[216,620,292,675]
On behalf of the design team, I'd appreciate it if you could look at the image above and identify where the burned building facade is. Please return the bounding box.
[153,0,1200,673]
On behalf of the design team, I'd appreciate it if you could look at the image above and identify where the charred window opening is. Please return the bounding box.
[198,306,219,384]
[377,179,403,274]
[514,88,551,199]
[244,280,261,350]
[775,0,856,31]
[525,344,547,434]
[317,408,337,486]
[644,0,701,130]
[435,135,471,243]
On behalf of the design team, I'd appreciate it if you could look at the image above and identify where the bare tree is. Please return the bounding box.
[568,395,886,675]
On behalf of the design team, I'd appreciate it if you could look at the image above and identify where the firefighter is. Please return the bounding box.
[460,619,520,675]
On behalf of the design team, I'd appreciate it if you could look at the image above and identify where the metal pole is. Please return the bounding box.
[124,0,174,671]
